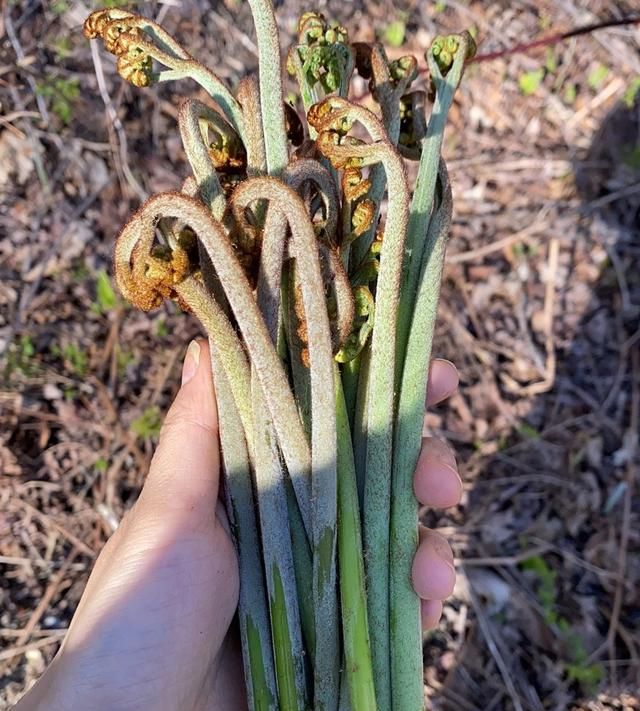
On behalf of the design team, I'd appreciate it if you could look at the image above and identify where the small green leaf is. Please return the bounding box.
[131,406,163,439]
[544,48,557,74]
[382,20,406,49]
[588,64,609,90]
[96,270,117,313]
[623,76,640,108]
[94,457,108,473]
[519,69,544,96]
[62,343,88,377]
[517,422,539,439]
[563,82,577,105]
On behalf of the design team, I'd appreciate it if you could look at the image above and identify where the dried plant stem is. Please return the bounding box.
[390,165,452,711]
[212,353,277,711]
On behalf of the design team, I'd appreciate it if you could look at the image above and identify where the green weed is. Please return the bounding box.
[94,270,118,313]
[381,19,406,49]
[131,406,163,439]
[5,335,39,377]
[521,555,604,693]
[588,64,609,91]
[623,77,640,108]
[36,78,80,125]
[519,69,544,96]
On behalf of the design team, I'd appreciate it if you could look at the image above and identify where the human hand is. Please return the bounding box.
[16,340,461,711]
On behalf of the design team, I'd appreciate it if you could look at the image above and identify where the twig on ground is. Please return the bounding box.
[89,41,146,202]
[466,567,525,711]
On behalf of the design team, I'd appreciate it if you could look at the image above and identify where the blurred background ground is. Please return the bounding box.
[0,0,639,709]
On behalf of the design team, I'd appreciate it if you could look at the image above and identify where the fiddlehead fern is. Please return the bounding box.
[84,9,245,136]
[87,5,473,708]
[309,96,410,710]
[232,177,340,709]
[114,191,313,532]
[391,163,452,711]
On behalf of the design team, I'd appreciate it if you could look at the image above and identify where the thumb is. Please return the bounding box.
[137,338,221,524]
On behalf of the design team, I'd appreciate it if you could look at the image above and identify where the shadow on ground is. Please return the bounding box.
[426,97,639,711]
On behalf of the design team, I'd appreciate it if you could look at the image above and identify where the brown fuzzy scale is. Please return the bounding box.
[351,199,375,236]
[83,8,133,41]
[342,168,371,202]
[117,48,153,88]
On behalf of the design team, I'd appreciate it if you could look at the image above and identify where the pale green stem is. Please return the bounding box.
[349,46,410,272]
[390,167,452,710]
[119,34,245,136]
[397,36,470,379]
[252,376,308,711]
[115,193,312,531]
[178,98,228,218]
[341,354,361,429]
[335,366,377,711]
[236,177,339,709]
[174,278,253,455]
[247,0,288,174]
[314,104,409,710]
[237,75,268,176]
[212,353,277,711]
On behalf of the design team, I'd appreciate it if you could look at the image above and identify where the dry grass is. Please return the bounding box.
[1,1,639,708]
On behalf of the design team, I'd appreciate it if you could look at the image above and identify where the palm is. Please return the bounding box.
[55,499,244,711]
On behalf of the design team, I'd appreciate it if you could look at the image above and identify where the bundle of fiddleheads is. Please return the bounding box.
[84,5,473,710]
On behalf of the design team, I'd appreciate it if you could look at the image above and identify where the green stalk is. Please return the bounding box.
[252,377,308,711]
[178,99,228,219]
[341,354,361,428]
[335,367,377,711]
[310,104,410,711]
[349,45,411,271]
[286,481,316,658]
[390,168,452,710]
[396,35,471,379]
[235,177,340,711]
[211,354,277,711]
[247,0,288,174]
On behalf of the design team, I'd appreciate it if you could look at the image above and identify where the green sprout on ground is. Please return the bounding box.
[84,4,473,709]
[521,555,604,693]
[4,334,39,378]
[60,342,89,377]
[93,269,118,313]
[131,406,163,439]
[35,77,80,124]
[623,76,640,108]
[519,68,544,96]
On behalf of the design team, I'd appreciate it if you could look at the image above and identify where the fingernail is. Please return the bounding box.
[182,340,201,385]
